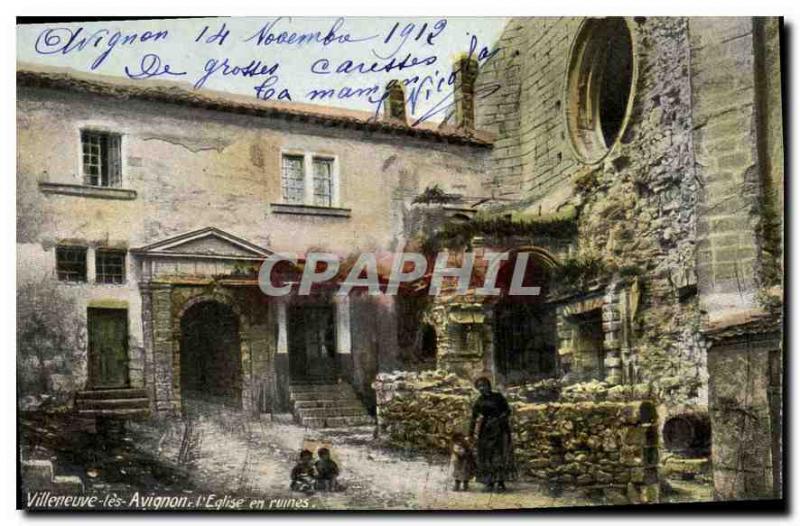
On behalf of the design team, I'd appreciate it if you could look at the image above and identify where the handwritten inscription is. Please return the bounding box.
[35,26,169,70]
[31,18,501,125]
[244,17,378,47]
[124,53,186,79]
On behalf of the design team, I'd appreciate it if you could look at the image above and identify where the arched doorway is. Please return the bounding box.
[180,301,242,406]
[492,249,558,385]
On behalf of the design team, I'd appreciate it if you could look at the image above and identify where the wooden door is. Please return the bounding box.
[88,308,129,388]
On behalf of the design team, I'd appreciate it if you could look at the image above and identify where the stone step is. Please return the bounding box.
[52,475,85,493]
[290,378,341,386]
[290,382,372,428]
[290,388,359,399]
[76,388,148,400]
[290,394,360,404]
[294,399,367,409]
[76,408,150,418]
[296,406,369,418]
[289,384,352,394]
[21,459,85,494]
[299,415,375,429]
[75,398,150,410]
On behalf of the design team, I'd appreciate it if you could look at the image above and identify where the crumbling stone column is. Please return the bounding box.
[602,286,623,385]
[432,301,492,381]
[556,307,575,375]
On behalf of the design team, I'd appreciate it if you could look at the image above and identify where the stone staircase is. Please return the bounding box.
[74,388,150,419]
[21,459,84,494]
[289,382,373,428]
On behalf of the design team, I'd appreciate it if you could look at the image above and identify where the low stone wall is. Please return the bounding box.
[374,371,660,503]
[374,370,473,451]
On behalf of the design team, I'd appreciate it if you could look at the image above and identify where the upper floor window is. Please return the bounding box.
[96,249,126,284]
[82,130,122,187]
[280,153,338,207]
[313,157,333,207]
[56,246,87,282]
[281,154,306,204]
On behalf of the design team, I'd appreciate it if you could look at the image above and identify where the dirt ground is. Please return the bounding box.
[19,401,713,511]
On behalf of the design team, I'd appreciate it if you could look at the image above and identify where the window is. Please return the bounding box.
[565,17,635,164]
[280,153,338,207]
[96,249,126,284]
[313,158,333,207]
[81,130,122,187]
[281,155,305,204]
[56,246,87,282]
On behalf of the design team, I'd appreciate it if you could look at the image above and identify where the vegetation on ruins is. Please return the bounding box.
[421,208,578,254]
[412,185,463,205]
[549,254,605,285]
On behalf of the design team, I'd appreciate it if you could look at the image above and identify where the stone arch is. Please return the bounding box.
[504,245,561,271]
[172,291,252,412]
[492,245,560,299]
[662,411,712,457]
[491,245,560,385]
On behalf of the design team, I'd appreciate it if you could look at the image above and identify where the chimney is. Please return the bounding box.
[453,55,479,129]
[382,80,407,123]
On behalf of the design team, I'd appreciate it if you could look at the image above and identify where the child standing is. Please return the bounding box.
[449,432,475,491]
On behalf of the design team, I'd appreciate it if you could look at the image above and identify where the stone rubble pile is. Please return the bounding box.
[506,378,563,403]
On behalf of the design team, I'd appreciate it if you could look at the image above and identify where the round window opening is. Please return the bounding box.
[565,17,635,164]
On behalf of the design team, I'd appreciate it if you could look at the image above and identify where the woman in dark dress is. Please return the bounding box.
[469,377,516,492]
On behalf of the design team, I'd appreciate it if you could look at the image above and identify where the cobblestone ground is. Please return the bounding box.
[143,400,593,511]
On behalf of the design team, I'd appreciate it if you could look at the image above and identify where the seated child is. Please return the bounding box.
[290,449,316,493]
[450,432,475,491]
[314,447,340,491]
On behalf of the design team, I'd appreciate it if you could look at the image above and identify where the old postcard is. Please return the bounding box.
[15,15,785,512]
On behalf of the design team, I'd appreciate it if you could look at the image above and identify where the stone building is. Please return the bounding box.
[401,16,782,501]
[17,15,784,504]
[16,65,491,424]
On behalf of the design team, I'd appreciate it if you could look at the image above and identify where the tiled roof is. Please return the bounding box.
[17,64,495,147]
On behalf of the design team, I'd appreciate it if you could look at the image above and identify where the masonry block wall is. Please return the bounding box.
[707,332,782,500]
[689,18,765,319]
[475,18,706,412]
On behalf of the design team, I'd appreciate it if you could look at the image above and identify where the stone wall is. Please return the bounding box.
[475,17,707,413]
[707,330,782,500]
[689,18,765,319]
[373,371,660,503]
